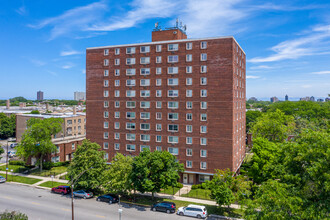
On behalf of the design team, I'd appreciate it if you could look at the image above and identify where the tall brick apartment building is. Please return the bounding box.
[86,27,246,184]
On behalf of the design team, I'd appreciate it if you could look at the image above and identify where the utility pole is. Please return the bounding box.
[5,140,9,180]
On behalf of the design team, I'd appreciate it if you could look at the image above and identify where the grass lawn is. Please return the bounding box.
[30,166,67,177]
[0,165,28,173]
[4,174,42,185]
[160,186,181,195]
[181,188,212,200]
[39,181,69,188]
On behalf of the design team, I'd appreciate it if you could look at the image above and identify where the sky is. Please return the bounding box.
[0,0,329,100]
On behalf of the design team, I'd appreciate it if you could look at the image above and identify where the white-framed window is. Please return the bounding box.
[156,101,162,108]
[200,162,207,169]
[126,47,136,54]
[140,112,150,119]
[168,124,178,132]
[140,79,150,86]
[168,55,179,63]
[186,148,193,156]
[201,126,207,133]
[168,67,179,74]
[104,153,109,160]
[103,142,109,149]
[168,147,179,155]
[104,70,109,76]
[156,112,162,120]
[126,133,136,141]
[104,49,109,55]
[186,54,192,62]
[126,58,136,65]
[115,111,120,118]
[186,113,192,121]
[156,146,162,151]
[186,125,193,133]
[168,101,179,109]
[186,90,193,97]
[140,46,150,53]
[104,59,109,66]
[126,144,136,151]
[168,136,179,144]
[140,101,150,108]
[114,122,120,129]
[140,57,150,64]
[156,135,162,142]
[115,69,120,76]
[104,101,109,108]
[156,67,162,75]
[156,45,162,52]
[186,161,192,168]
[186,78,192,85]
[168,90,179,97]
[104,121,109,128]
[114,90,120,97]
[201,53,207,61]
[126,122,136,130]
[156,124,162,131]
[186,137,192,144]
[156,78,162,86]
[201,149,207,157]
[201,41,207,49]
[186,101,193,109]
[186,42,192,50]
[104,111,109,118]
[201,77,207,85]
[140,68,150,75]
[126,69,136,76]
[104,91,109,97]
[168,44,178,51]
[156,56,162,63]
[201,90,207,97]
[126,112,136,119]
[126,79,136,86]
[126,101,136,108]
[156,90,162,97]
[140,145,150,151]
[114,143,120,150]
[201,65,207,73]
[140,90,150,97]
[140,123,150,130]
[104,132,109,139]
[115,48,120,55]
[115,80,120,86]
[104,80,109,87]
[126,90,136,97]
[115,59,120,65]
[168,113,179,120]
[114,133,120,140]
[186,66,192,73]
[201,138,207,145]
[168,78,179,86]
[201,102,207,109]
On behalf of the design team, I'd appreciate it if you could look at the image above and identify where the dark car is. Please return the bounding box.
[97,194,119,204]
[51,185,71,195]
[151,202,176,214]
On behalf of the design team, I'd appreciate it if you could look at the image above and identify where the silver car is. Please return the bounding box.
[72,190,93,199]
[177,204,207,219]
[0,175,6,183]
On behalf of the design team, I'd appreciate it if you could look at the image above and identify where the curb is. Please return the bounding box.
[208,214,244,220]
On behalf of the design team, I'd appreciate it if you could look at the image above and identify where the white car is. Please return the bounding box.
[0,175,6,183]
[177,204,207,219]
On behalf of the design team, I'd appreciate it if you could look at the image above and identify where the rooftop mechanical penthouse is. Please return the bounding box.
[86,25,246,184]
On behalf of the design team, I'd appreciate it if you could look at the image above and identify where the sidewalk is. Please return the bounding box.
[0,170,68,184]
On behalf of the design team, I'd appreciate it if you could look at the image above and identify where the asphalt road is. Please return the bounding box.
[0,183,187,220]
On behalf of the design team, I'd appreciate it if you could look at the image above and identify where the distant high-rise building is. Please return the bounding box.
[317,98,324,102]
[285,94,288,101]
[270,96,279,103]
[249,97,258,102]
[300,96,310,101]
[37,91,44,101]
[74,92,86,101]
[310,96,315,101]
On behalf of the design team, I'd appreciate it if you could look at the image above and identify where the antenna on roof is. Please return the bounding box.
[155,22,159,29]
[176,18,179,28]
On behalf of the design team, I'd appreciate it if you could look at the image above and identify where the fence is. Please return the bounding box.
[180,188,212,200]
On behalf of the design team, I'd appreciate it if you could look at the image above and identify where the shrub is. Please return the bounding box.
[42,162,52,170]
[176,182,183,188]
[9,160,25,166]
[201,182,209,189]
[191,184,202,190]
[53,161,70,167]
[0,210,28,220]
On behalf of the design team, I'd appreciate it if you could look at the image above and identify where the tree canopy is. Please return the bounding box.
[0,113,16,139]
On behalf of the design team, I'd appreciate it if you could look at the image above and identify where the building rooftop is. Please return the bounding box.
[18,113,85,118]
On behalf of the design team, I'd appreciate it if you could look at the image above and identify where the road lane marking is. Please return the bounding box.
[95,215,106,218]
[4,196,12,200]
[31,202,40,205]
[61,208,70,212]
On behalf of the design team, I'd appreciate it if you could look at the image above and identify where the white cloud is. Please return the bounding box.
[16,6,27,15]
[250,65,273,70]
[29,58,46,66]
[62,64,74,69]
[311,70,330,75]
[60,50,81,56]
[246,75,260,79]
[82,69,86,74]
[301,84,312,88]
[47,70,58,76]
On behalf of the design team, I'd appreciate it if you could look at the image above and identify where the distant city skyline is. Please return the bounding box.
[1,0,329,99]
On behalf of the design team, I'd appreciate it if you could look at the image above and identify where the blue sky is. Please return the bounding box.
[0,0,329,100]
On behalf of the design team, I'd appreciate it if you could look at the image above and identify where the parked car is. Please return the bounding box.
[8,151,16,158]
[72,190,93,199]
[0,175,6,183]
[10,143,18,148]
[177,204,207,219]
[96,194,119,204]
[51,185,71,195]
[151,201,176,214]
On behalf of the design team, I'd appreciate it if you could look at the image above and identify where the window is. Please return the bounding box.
[186,42,192,50]
[126,122,136,130]
[114,143,120,150]
[140,145,150,151]
[168,78,179,86]
[168,101,179,109]
[126,144,136,151]
[168,136,179,144]
[104,111,109,118]
[201,53,207,61]
[186,102,193,109]
[201,102,207,109]
[114,122,120,129]
[104,101,109,108]
[186,125,192,133]
[168,113,179,120]
[201,126,207,133]
[168,147,179,155]
[186,148,192,156]
[186,54,192,62]
[126,133,136,141]
[126,90,136,97]
[104,132,109,139]
[114,80,120,87]
[156,79,162,86]
[103,142,109,149]
[140,46,150,53]
[186,78,192,85]
[156,124,162,131]
[104,49,109,55]
[140,79,150,86]
[201,90,207,97]
[104,91,109,97]
[115,48,120,55]
[140,123,150,130]
[156,101,162,108]
[126,79,136,86]
[140,68,150,75]
[126,47,136,54]
[186,113,192,121]
[186,90,193,97]
[168,44,178,51]
[168,124,178,132]
[156,67,162,75]
[201,41,207,49]
[126,69,136,76]
[168,55,178,63]
[126,58,136,65]
[201,77,207,85]
[126,112,136,119]
[156,135,162,142]
[126,101,136,108]
[156,112,162,120]
[115,111,120,118]
[140,90,150,97]
[104,59,109,66]
[200,162,207,169]
[168,67,178,74]
[201,65,207,73]
[156,146,162,151]
[186,66,192,73]
[140,57,150,64]
[201,150,207,157]
[168,90,179,97]
[201,138,207,145]
[114,133,120,140]
[104,122,109,128]
[156,56,162,63]
[199,175,210,182]
[104,70,109,76]
[114,69,120,76]
[156,90,162,97]
[114,59,120,65]
[114,90,120,97]
[140,101,150,108]
[104,153,109,160]
[140,112,150,119]
[186,161,192,168]
[186,137,192,144]
[104,80,109,87]
[156,45,162,52]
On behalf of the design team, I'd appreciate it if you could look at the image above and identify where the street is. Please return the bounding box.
[0,183,185,220]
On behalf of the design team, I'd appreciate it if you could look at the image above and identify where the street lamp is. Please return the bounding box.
[51,175,54,188]
[118,208,122,220]
[6,138,14,181]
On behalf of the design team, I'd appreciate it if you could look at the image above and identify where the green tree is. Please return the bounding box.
[30,110,40,114]
[246,110,262,132]
[0,113,16,139]
[0,210,28,220]
[0,147,4,160]
[16,118,63,171]
[103,153,133,195]
[67,140,107,191]
[131,149,184,199]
